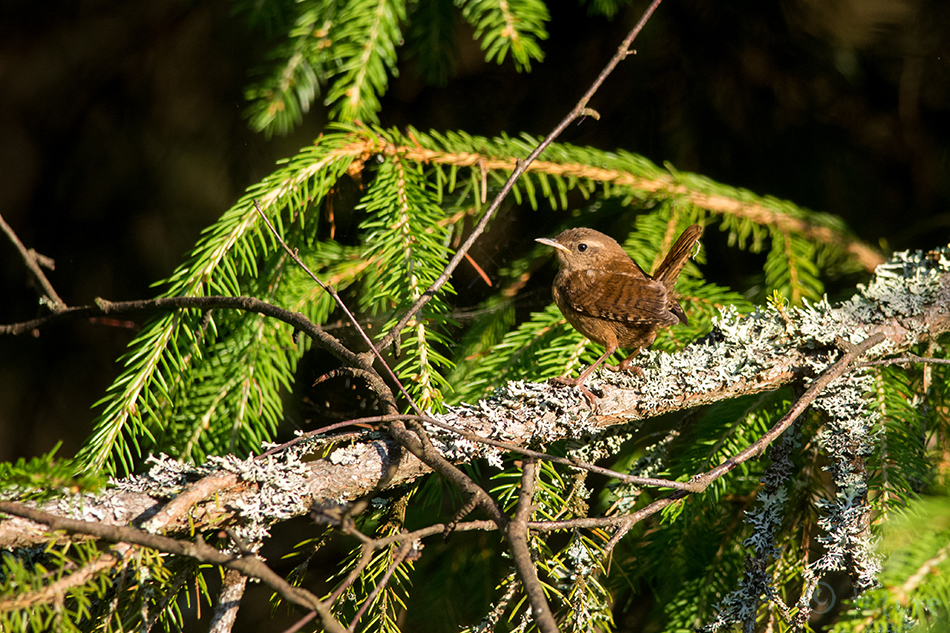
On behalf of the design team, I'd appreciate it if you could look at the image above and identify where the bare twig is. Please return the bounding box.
[281,610,318,633]
[858,353,950,367]
[683,333,886,494]
[0,211,66,310]
[603,332,887,550]
[0,295,363,370]
[255,418,373,459]
[388,417,509,525]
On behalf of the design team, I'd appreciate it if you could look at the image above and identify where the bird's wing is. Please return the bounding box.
[560,270,681,326]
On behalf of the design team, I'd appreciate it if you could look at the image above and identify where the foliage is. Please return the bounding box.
[829,494,950,633]
[0,444,102,502]
[238,0,550,135]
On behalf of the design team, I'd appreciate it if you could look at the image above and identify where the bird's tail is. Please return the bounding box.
[653,224,703,288]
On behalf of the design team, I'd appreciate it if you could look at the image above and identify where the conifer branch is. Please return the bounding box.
[0,550,120,612]
[392,144,883,270]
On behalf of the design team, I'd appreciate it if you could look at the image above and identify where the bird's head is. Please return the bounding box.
[536,227,629,272]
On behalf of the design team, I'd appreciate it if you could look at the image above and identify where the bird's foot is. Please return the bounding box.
[551,375,599,410]
[603,361,645,377]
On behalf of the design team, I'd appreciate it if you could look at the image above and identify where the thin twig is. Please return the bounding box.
[684,333,886,493]
[0,211,66,310]
[0,295,363,369]
[446,492,482,535]
[603,332,887,550]
[375,0,666,354]
[252,200,424,416]
[389,417,509,525]
[281,610,318,633]
[858,353,950,367]
[255,419,373,459]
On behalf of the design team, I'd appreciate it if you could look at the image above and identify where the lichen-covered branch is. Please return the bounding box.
[1,246,948,553]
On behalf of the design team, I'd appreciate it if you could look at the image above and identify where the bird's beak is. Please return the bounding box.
[536,237,571,254]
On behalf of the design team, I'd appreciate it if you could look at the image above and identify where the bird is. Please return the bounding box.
[535,224,703,407]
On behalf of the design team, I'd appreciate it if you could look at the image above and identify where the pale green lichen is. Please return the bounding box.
[113,451,312,544]
[809,370,883,593]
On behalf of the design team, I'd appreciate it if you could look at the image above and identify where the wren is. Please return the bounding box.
[536,224,703,407]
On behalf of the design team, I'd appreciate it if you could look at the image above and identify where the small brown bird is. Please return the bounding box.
[536,224,703,406]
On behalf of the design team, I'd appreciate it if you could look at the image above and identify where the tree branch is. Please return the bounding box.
[209,569,248,633]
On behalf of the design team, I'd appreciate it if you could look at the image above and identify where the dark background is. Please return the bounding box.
[2,0,949,497]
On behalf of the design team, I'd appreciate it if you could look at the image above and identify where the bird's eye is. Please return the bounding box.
[577,243,588,252]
